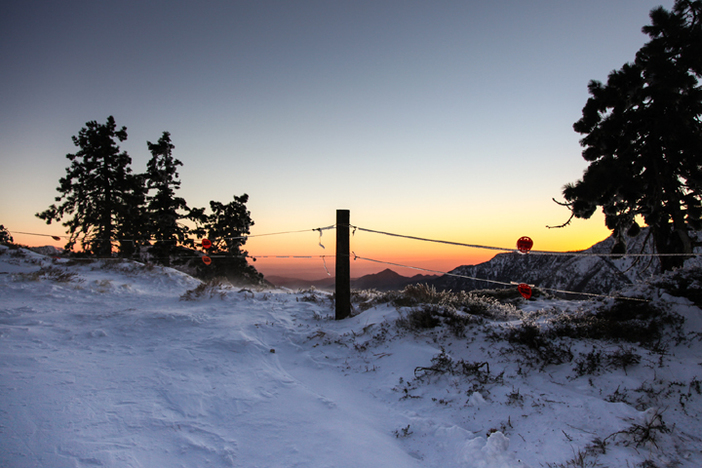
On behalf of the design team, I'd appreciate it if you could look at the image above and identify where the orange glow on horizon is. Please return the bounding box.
[9,214,612,282]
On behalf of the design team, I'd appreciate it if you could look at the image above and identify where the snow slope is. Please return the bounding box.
[1,245,702,467]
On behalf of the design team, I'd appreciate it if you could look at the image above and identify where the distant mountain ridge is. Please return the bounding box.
[352,269,437,291]
[266,269,438,291]
[432,228,667,295]
[264,275,335,290]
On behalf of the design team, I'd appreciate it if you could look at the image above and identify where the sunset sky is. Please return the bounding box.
[0,0,672,280]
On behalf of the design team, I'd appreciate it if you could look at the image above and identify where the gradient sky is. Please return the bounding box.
[0,0,673,279]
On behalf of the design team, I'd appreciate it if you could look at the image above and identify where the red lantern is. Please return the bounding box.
[517,283,532,300]
[202,255,212,266]
[201,239,212,249]
[516,236,533,254]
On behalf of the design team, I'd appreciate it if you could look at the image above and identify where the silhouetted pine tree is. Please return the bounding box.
[192,194,263,284]
[561,0,702,270]
[37,116,144,256]
[115,173,149,259]
[0,225,13,244]
[144,132,191,266]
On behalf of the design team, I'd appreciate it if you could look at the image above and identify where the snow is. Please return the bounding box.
[1,244,702,467]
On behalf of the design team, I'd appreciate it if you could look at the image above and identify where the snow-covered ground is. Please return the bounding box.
[1,245,701,468]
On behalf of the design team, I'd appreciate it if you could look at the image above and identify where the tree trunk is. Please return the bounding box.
[100,156,113,257]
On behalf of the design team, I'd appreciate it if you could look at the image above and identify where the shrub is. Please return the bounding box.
[402,305,442,330]
[19,266,80,283]
[607,345,642,373]
[180,278,230,300]
[545,448,600,468]
[572,345,641,377]
[392,284,485,311]
[413,348,497,387]
[396,303,484,337]
[393,424,413,438]
[393,284,445,307]
[351,289,390,311]
[501,321,574,367]
[299,290,323,303]
[549,300,683,348]
[472,287,544,302]
[610,408,671,449]
[350,284,519,322]
[506,387,524,407]
[651,265,702,307]
[573,347,603,377]
[605,386,631,404]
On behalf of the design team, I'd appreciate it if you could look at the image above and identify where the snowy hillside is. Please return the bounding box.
[2,244,702,467]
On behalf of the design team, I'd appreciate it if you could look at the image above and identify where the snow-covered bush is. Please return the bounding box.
[572,345,641,377]
[413,348,494,384]
[396,304,485,337]
[297,288,328,304]
[551,300,684,347]
[18,266,80,283]
[499,321,574,367]
[651,265,702,308]
[180,277,231,300]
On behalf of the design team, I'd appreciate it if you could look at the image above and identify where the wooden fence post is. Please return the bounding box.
[335,209,351,320]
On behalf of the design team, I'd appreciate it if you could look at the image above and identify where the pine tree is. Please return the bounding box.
[561,0,702,270]
[144,132,191,266]
[0,225,13,244]
[193,194,263,284]
[115,172,149,259]
[37,116,143,256]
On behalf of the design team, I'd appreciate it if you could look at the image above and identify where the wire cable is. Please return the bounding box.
[8,225,335,245]
[352,225,700,258]
[352,226,514,253]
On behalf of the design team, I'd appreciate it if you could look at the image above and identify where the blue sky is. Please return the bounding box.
[0,0,673,278]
